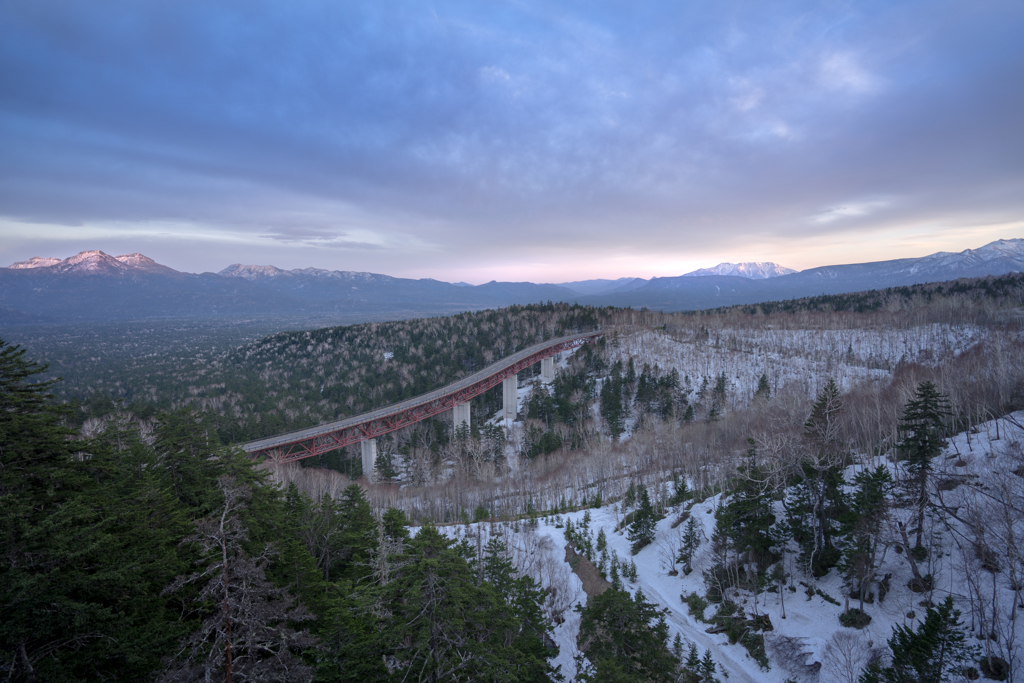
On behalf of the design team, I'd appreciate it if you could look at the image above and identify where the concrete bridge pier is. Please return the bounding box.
[502,374,518,420]
[540,356,555,382]
[360,438,377,476]
[453,402,470,431]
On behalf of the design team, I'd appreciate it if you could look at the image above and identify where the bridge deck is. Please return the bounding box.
[241,330,602,462]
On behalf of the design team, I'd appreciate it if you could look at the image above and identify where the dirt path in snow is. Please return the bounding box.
[564,544,611,598]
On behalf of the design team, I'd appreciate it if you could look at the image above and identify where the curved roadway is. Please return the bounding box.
[241,330,602,455]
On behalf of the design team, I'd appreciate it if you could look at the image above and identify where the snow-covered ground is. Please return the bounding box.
[439,411,1024,682]
[384,323,1007,486]
[608,325,986,409]
[331,322,1023,678]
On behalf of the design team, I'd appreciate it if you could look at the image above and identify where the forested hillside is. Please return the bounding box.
[3,273,1024,681]
[0,341,562,682]
[57,304,600,441]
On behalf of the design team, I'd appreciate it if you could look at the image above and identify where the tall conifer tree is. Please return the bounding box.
[1,340,184,681]
[861,596,978,683]
[896,381,951,550]
[628,485,657,553]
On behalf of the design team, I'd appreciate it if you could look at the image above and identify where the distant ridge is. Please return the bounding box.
[1,251,576,323]
[2,238,1022,323]
[554,277,644,295]
[219,263,389,283]
[579,238,1024,311]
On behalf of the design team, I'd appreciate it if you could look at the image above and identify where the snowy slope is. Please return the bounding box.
[607,324,986,410]
[439,412,1024,682]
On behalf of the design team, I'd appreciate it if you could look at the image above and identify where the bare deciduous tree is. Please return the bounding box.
[822,630,877,683]
[159,476,314,683]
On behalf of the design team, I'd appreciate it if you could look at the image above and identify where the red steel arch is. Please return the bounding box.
[241,331,603,463]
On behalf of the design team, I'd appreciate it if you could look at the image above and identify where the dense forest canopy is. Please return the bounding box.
[0,339,567,682]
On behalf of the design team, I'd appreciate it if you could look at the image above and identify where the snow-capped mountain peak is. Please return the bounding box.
[8,256,62,269]
[113,252,177,272]
[218,263,292,280]
[6,250,178,274]
[950,238,1024,264]
[682,261,797,279]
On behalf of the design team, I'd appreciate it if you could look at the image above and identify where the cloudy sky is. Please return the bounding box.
[1,0,1021,283]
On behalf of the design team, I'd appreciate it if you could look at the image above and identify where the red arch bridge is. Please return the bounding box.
[240,330,604,470]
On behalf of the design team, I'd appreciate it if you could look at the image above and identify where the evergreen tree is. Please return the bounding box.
[670,475,691,506]
[698,649,725,683]
[841,466,892,610]
[672,634,684,661]
[152,407,224,514]
[482,537,516,592]
[717,441,776,580]
[791,379,849,576]
[711,372,729,416]
[659,368,681,420]
[287,485,358,587]
[678,517,702,576]
[681,644,726,683]
[623,481,637,511]
[600,363,626,438]
[754,372,771,401]
[1,341,331,682]
[896,381,951,550]
[481,537,556,679]
[333,484,379,584]
[625,358,637,391]
[861,596,979,683]
[634,365,656,415]
[381,507,411,543]
[628,485,657,554]
[0,339,184,681]
[374,448,398,480]
[684,644,700,673]
[575,588,679,682]
[805,379,843,448]
[609,555,623,591]
[372,524,557,682]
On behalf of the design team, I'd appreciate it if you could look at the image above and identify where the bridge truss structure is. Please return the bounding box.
[241,331,603,463]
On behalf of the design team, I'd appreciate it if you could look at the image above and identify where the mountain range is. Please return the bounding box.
[1,239,1021,325]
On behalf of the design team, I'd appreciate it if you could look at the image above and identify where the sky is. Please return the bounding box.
[1,0,1022,284]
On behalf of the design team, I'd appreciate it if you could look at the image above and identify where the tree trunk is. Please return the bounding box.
[222,523,233,683]
[915,471,928,550]
[16,641,35,683]
[898,522,925,586]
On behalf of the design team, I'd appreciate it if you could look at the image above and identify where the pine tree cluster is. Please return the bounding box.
[0,338,559,682]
